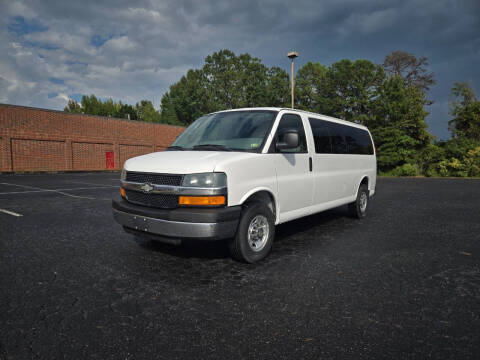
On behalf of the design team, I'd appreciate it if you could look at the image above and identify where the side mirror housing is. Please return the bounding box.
[276,130,299,150]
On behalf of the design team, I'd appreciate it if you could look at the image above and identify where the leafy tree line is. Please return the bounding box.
[64,95,163,123]
[65,49,480,177]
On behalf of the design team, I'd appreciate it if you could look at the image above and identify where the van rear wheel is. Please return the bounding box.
[229,202,275,263]
[349,184,369,219]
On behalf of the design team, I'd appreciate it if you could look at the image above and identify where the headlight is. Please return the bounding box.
[182,173,226,188]
[121,168,127,181]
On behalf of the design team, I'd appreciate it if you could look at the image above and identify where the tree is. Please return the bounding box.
[383,51,435,92]
[265,66,290,107]
[116,103,137,120]
[295,60,384,124]
[135,100,161,123]
[64,99,82,113]
[80,95,104,116]
[202,50,270,109]
[448,82,480,141]
[161,69,211,125]
[159,93,180,125]
[295,62,329,112]
[64,94,154,122]
[370,76,431,173]
[160,49,290,125]
[327,59,385,124]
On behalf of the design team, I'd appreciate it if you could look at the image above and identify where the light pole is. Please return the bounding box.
[287,51,298,109]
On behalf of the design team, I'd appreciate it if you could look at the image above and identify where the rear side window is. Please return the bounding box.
[348,127,374,155]
[309,117,373,155]
[328,122,347,154]
[308,118,332,153]
[274,114,307,153]
[343,126,374,154]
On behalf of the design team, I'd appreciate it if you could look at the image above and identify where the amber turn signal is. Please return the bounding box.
[120,187,126,198]
[178,196,225,206]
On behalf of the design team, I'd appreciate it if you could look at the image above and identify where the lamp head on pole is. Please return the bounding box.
[287,51,299,60]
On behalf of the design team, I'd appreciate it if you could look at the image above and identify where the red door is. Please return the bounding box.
[106,151,114,169]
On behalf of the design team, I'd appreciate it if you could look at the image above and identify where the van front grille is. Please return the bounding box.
[124,190,178,209]
[125,171,183,186]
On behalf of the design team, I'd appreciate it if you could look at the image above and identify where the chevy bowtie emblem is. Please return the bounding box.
[140,183,154,193]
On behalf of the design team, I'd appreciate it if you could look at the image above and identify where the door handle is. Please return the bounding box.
[309,157,312,172]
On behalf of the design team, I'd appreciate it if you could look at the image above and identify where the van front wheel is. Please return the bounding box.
[229,202,275,263]
[349,184,369,219]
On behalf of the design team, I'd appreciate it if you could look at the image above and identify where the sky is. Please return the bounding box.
[0,0,479,139]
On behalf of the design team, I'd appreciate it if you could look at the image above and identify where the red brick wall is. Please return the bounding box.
[0,104,185,172]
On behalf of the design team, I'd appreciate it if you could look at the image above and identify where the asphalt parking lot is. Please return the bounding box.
[0,173,479,359]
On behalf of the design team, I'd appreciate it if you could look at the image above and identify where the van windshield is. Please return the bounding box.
[170,110,277,152]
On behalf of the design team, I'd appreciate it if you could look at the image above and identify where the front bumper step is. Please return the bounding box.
[112,198,240,241]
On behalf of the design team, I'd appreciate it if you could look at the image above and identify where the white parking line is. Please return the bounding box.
[0,208,23,217]
[0,186,115,195]
[66,180,117,188]
[0,182,113,199]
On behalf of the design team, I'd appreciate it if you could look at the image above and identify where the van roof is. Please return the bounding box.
[212,107,369,130]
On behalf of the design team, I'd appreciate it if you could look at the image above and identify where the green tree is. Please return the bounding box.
[81,95,104,116]
[328,59,385,124]
[116,103,137,120]
[64,99,82,113]
[135,100,161,123]
[65,94,160,122]
[448,82,480,141]
[265,66,290,107]
[161,69,211,125]
[203,50,270,109]
[295,62,329,112]
[370,76,431,173]
[160,49,290,125]
[159,93,180,125]
[295,59,384,124]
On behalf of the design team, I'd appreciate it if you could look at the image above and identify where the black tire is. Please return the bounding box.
[229,202,275,263]
[348,184,369,219]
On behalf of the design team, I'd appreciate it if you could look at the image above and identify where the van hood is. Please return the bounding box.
[123,150,257,174]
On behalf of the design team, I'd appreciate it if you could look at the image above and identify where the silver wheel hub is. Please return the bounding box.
[247,215,269,252]
[359,192,368,213]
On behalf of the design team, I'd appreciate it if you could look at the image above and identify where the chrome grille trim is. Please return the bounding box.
[121,181,227,196]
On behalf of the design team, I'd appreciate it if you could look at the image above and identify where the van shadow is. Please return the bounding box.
[136,206,350,261]
[274,206,348,243]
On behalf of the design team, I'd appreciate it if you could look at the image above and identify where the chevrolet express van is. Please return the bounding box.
[112,108,376,263]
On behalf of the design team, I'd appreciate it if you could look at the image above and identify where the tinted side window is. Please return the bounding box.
[275,114,307,153]
[328,122,347,154]
[345,127,360,154]
[308,118,332,153]
[356,128,374,154]
[346,127,374,155]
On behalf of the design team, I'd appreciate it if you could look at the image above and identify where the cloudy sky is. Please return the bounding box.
[0,0,479,139]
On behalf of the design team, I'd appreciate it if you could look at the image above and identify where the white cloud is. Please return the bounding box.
[104,36,136,52]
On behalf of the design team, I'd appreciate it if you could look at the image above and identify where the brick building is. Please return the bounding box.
[0,104,185,172]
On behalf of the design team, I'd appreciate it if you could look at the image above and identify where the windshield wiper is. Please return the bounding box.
[166,145,186,151]
[192,144,233,151]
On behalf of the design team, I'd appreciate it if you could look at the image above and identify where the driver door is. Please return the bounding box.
[271,113,314,222]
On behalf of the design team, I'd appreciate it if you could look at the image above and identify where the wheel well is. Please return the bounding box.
[360,176,369,189]
[243,191,276,218]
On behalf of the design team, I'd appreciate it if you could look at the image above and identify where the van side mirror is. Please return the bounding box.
[276,130,299,150]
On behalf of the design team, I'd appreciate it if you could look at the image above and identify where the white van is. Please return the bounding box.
[113,108,376,262]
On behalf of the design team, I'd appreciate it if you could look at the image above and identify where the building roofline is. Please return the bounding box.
[0,103,185,129]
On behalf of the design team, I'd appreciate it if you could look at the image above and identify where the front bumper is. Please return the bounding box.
[112,197,240,241]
